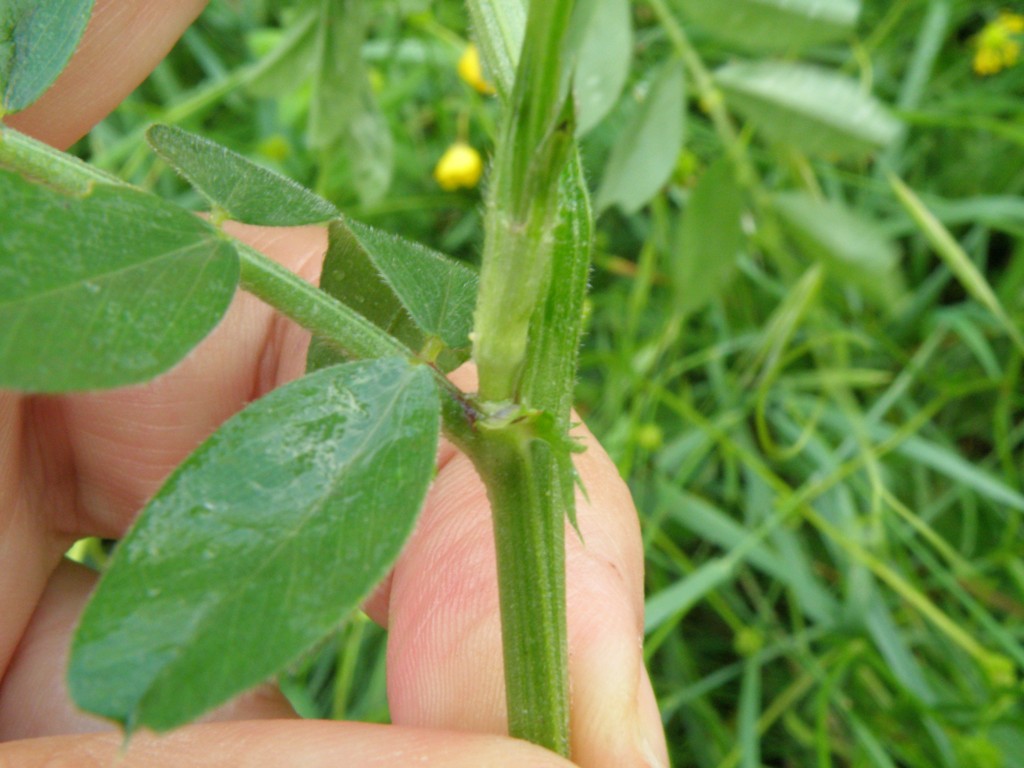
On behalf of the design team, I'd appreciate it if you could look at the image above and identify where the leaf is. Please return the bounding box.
[245,7,319,99]
[772,190,903,307]
[520,152,593,530]
[308,219,478,373]
[521,152,592,423]
[147,124,339,226]
[69,357,440,732]
[0,168,238,392]
[890,174,1024,354]
[645,558,736,632]
[310,0,392,205]
[677,0,859,52]
[573,0,632,135]
[658,482,837,624]
[672,156,746,317]
[0,0,94,114]
[595,58,685,214]
[715,61,901,158]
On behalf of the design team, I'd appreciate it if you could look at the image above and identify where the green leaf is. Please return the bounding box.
[771,191,903,307]
[595,58,685,214]
[677,0,859,52]
[245,7,319,99]
[69,357,440,732]
[0,0,94,114]
[0,168,238,392]
[573,0,632,135]
[147,124,339,226]
[659,483,838,623]
[645,558,736,632]
[890,174,1024,354]
[672,156,746,317]
[519,152,593,529]
[308,219,478,373]
[714,61,901,158]
[310,0,392,205]
[520,152,592,422]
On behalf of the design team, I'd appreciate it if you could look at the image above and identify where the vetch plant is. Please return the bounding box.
[10,0,1006,764]
[0,0,592,757]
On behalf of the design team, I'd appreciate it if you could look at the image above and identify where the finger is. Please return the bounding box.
[0,721,575,768]
[379,373,669,768]
[4,0,208,149]
[0,560,295,741]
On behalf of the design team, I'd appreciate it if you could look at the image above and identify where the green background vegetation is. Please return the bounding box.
[69,1,1024,764]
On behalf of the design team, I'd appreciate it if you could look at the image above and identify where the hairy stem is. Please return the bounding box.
[471,0,577,404]
[470,420,569,754]
[465,0,588,756]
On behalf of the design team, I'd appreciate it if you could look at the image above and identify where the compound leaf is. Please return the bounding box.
[0,168,238,392]
[69,357,440,732]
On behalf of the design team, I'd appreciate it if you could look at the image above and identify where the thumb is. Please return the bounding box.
[375,367,669,767]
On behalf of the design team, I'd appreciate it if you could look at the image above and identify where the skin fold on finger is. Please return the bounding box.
[0,721,576,768]
[383,413,669,767]
[0,561,296,741]
[4,0,209,150]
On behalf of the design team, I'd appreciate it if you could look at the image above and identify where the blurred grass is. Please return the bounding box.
[76,0,1024,765]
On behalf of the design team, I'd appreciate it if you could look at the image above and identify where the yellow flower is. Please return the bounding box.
[457,44,495,95]
[973,11,1024,76]
[433,142,483,191]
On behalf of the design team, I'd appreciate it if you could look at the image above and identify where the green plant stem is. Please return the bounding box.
[463,0,584,756]
[469,420,570,755]
[0,124,120,191]
[236,241,406,362]
[472,0,576,403]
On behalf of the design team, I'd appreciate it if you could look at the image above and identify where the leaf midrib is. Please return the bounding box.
[0,237,227,308]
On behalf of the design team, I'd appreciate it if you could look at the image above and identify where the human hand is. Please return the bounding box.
[0,2,669,765]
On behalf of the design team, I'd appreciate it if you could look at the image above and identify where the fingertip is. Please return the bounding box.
[5,0,208,148]
[565,548,659,767]
[637,666,671,768]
